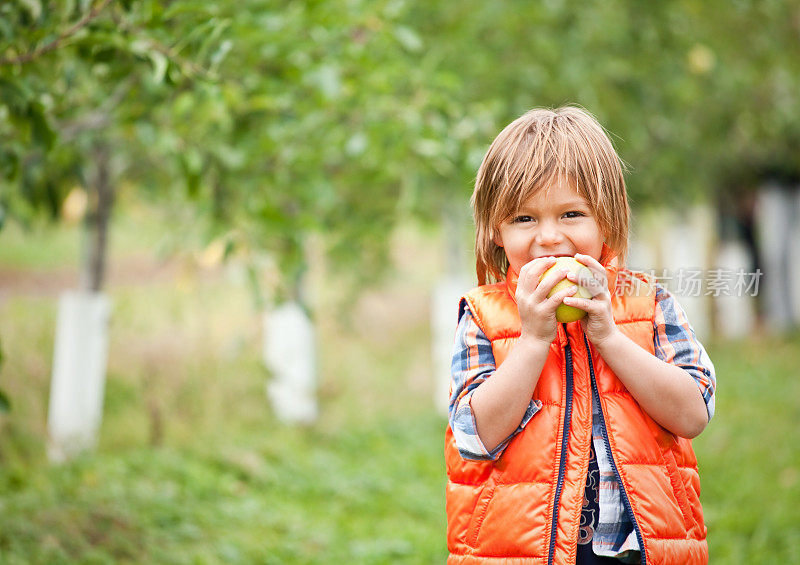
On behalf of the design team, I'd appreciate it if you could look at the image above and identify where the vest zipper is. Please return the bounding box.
[547,329,573,565]
[583,334,647,564]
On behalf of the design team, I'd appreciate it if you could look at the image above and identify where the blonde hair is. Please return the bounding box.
[471,106,630,284]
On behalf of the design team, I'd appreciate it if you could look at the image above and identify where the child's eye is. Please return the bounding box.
[512,215,534,223]
[563,211,585,219]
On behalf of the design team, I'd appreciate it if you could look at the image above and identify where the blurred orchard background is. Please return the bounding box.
[1,1,800,563]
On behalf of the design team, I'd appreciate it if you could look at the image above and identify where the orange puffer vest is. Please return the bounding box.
[445,266,708,565]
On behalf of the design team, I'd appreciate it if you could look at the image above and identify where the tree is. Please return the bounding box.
[0,1,236,288]
[0,0,233,456]
[1,0,477,428]
[409,0,800,205]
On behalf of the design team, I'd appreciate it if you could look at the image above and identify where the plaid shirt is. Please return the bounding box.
[449,282,716,561]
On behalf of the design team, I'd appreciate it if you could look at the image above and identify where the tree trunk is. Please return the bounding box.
[47,291,111,462]
[755,182,800,331]
[48,141,114,462]
[83,142,114,292]
[264,256,319,424]
[432,207,473,416]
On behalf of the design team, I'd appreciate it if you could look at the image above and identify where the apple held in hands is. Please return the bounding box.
[540,257,593,323]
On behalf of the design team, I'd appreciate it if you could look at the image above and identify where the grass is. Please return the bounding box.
[1,216,799,563]
[0,419,446,564]
[0,215,448,564]
[0,270,448,564]
[0,220,82,270]
[694,335,800,563]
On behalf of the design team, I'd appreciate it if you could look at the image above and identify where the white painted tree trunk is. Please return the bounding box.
[47,143,114,462]
[788,188,800,324]
[431,275,472,417]
[714,240,756,339]
[660,204,714,340]
[263,302,318,424]
[626,238,657,274]
[754,183,797,331]
[47,291,111,462]
[433,207,474,416]
[627,206,664,273]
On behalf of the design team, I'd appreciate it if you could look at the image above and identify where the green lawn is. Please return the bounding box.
[0,221,799,564]
[0,218,448,564]
[694,335,800,563]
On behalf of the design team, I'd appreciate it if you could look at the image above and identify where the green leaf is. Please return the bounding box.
[212,144,245,170]
[0,149,20,181]
[59,0,77,19]
[27,101,55,150]
[0,16,14,41]
[345,132,367,156]
[0,78,32,115]
[307,64,341,100]
[149,50,168,84]
[210,39,233,69]
[18,0,42,21]
[181,149,203,197]
[394,25,423,53]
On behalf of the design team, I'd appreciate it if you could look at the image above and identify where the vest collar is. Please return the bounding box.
[504,243,620,299]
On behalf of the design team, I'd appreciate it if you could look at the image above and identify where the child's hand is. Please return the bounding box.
[515,256,579,344]
[562,253,619,347]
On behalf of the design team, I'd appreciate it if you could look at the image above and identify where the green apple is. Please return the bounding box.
[540,256,593,323]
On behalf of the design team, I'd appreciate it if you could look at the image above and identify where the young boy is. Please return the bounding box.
[446,107,715,564]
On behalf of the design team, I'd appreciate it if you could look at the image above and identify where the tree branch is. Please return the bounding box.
[59,77,134,142]
[147,39,218,82]
[0,0,115,66]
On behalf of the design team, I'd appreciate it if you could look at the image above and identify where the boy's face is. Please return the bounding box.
[492,177,604,278]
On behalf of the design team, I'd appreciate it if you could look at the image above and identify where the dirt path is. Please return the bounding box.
[0,255,210,298]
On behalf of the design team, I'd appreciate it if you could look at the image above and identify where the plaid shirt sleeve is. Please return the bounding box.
[653,283,717,421]
[448,299,542,461]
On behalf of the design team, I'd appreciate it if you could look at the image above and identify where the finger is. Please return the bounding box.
[573,253,603,270]
[534,267,572,299]
[522,256,559,280]
[572,254,605,280]
[566,268,608,298]
[546,283,579,307]
[518,256,558,292]
[569,256,609,298]
[562,293,603,312]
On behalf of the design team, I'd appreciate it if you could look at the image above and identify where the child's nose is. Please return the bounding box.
[535,221,563,245]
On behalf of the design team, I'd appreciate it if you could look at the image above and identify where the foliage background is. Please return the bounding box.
[3,1,799,279]
[1,1,799,563]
